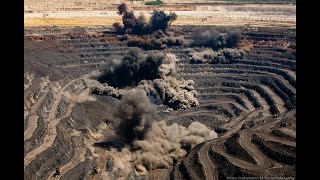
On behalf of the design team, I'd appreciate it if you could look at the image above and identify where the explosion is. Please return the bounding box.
[191,28,242,50]
[89,47,198,110]
[102,90,217,176]
[113,3,177,35]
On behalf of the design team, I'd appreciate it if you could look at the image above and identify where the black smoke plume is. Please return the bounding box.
[92,48,199,110]
[112,3,177,35]
[189,48,244,64]
[112,22,124,34]
[104,89,216,176]
[127,30,185,50]
[191,28,242,50]
[117,3,128,15]
[149,11,174,32]
[97,47,165,88]
[115,89,153,144]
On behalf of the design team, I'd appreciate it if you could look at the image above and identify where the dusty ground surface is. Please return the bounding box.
[24,23,296,180]
[24,3,295,27]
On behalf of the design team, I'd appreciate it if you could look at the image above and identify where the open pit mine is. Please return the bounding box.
[24,0,296,179]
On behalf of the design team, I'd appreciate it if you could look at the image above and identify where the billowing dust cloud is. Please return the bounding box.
[189,48,245,64]
[105,90,217,177]
[113,3,177,35]
[191,28,242,50]
[133,120,217,174]
[97,47,165,88]
[115,89,153,144]
[93,47,198,110]
[187,28,246,64]
[137,77,199,110]
[127,30,185,50]
[112,3,184,50]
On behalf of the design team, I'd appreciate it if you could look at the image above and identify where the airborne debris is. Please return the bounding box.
[94,47,198,110]
[113,3,177,35]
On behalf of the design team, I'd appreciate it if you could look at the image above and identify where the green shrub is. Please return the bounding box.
[145,0,163,5]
